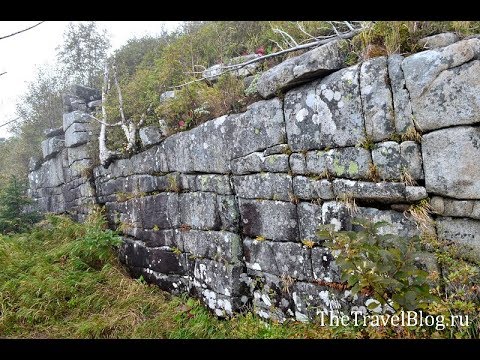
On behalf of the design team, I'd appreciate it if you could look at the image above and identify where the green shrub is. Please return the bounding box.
[0,176,40,234]
[319,218,438,312]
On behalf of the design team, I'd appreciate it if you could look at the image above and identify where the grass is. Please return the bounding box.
[0,211,338,339]
[1,210,478,339]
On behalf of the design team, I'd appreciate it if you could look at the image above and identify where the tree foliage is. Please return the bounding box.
[0,176,39,234]
[56,21,110,88]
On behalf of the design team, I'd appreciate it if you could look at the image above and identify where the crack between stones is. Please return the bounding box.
[385,57,397,133]
[420,122,480,136]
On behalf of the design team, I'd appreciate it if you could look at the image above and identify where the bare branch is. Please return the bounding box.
[112,63,127,125]
[0,21,45,40]
[170,25,366,90]
[0,72,6,77]
[138,103,153,127]
[344,21,355,31]
[296,21,316,40]
[269,38,285,51]
[328,21,342,37]
[86,113,121,127]
[273,28,298,47]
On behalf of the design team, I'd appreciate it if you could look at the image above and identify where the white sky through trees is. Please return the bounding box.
[0,21,181,138]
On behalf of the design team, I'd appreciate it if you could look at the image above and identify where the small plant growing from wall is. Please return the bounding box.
[318,218,438,311]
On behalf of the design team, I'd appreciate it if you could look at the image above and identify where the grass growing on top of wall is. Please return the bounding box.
[1,209,479,339]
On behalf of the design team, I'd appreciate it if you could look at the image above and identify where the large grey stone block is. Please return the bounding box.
[41,137,65,159]
[239,199,298,241]
[437,217,480,255]
[387,54,415,133]
[402,39,480,131]
[422,126,480,199]
[284,64,365,151]
[257,39,348,98]
[243,239,312,280]
[234,173,292,201]
[360,56,395,142]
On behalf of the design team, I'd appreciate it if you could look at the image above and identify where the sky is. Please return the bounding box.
[0,21,181,138]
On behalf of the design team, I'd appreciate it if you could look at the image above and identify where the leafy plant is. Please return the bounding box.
[0,176,40,234]
[319,218,438,311]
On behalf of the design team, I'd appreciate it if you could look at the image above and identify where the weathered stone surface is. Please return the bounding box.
[193,258,246,297]
[160,90,176,102]
[230,152,289,174]
[128,228,181,249]
[387,54,415,133]
[193,286,249,317]
[422,126,480,199]
[28,156,42,172]
[290,153,307,174]
[180,192,222,231]
[429,196,476,218]
[66,146,91,167]
[243,239,311,280]
[87,100,102,109]
[41,137,65,159]
[257,39,348,98]
[430,196,445,214]
[230,152,263,174]
[298,202,322,242]
[360,56,395,142]
[400,141,424,180]
[472,202,480,220]
[183,174,232,195]
[130,146,169,175]
[251,272,295,322]
[322,201,351,231]
[285,64,365,151]
[311,247,341,282]
[64,122,91,148]
[264,144,290,156]
[44,127,64,138]
[139,126,164,147]
[353,207,420,238]
[292,282,350,321]
[292,176,334,200]
[63,110,91,132]
[164,98,285,173]
[234,173,292,201]
[127,266,190,295]
[120,239,187,275]
[29,156,65,189]
[372,141,401,180]
[418,32,459,49]
[263,154,289,173]
[405,186,428,202]
[239,199,298,241]
[402,39,480,131]
[333,179,406,203]
[437,217,480,254]
[182,230,242,264]
[138,193,180,230]
[70,84,101,102]
[305,147,371,179]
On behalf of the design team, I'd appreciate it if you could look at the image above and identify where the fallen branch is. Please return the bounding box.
[170,25,365,90]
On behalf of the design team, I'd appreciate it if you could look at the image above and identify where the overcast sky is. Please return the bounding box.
[0,21,181,138]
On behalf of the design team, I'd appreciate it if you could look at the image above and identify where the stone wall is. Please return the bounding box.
[28,36,480,321]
